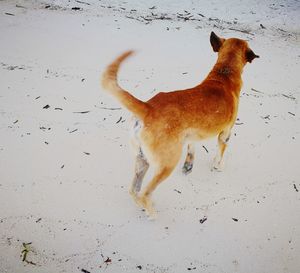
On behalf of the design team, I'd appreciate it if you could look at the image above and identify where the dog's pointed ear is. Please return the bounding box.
[210,32,225,52]
[246,48,259,63]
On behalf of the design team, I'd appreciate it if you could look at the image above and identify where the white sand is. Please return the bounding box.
[0,1,300,272]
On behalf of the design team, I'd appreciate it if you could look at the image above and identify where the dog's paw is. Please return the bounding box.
[211,156,225,171]
[211,159,224,172]
[137,195,157,219]
[129,188,137,198]
[182,162,193,175]
[211,165,222,172]
[147,211,157,221]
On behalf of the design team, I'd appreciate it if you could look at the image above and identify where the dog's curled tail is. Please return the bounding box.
[101,50,149,119]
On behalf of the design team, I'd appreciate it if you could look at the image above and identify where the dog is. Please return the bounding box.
[102,32,259,217]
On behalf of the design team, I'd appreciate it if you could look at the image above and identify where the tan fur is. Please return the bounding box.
[101,32,259,218]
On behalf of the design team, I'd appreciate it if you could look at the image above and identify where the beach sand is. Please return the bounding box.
[0,1,300,272]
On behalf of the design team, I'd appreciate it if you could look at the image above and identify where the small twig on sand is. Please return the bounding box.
[261,115,270,120]
[202,145,209,153]
[199,217,207,224]
[251,88,264,94]
[116,116,122,123]
[16,4,26,8]
[21,242,36,265]
[69,129,78,134]
[282,94,296,100]
[97,106,121,111]
[228,28,254,36]
[260,23,266,29]
[76,0,90,5]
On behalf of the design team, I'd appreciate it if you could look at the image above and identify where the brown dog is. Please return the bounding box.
[102,32,259,217]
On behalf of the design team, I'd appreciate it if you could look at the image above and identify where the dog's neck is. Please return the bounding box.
[203,52,245,96]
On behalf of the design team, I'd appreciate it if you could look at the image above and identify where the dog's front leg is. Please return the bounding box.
[182,143,195,175]
[212,130,231,171]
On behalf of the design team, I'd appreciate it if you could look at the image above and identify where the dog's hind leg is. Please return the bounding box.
[182,143,195,175]
[137,143,182,218]
[129,148,149,197]
[137,166,174,218]
[129,118,149,199]
[212,129,231,171]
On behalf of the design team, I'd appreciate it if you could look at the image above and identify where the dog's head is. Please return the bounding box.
[210,31,259,64]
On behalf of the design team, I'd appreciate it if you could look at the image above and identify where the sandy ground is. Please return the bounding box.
[0,0,300,272]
